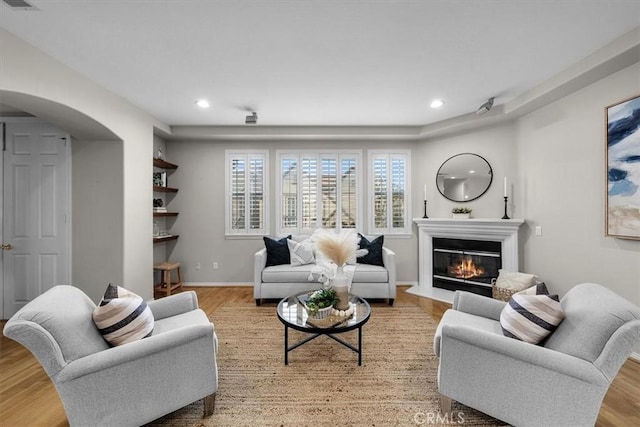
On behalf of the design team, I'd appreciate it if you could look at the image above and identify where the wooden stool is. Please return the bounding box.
[153,261,183,298]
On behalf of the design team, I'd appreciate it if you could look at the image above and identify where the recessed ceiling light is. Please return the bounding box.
[430,99,445,109]
[195,99,210,108]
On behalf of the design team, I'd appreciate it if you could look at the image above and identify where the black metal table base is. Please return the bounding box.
[284,324,364,365]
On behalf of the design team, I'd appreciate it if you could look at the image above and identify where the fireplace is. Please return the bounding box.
[432,238,501,297]
[412,218,525,303]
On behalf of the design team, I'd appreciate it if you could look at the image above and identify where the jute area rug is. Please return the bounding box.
[148,302,504,427]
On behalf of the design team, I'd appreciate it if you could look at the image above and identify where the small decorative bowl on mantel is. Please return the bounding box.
[452,207,472,219]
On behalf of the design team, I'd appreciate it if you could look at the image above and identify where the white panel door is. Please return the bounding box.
[2,121,71,318]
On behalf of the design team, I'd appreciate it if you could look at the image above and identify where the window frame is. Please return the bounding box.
[225,149,270,237]
[275,149,363,236]
[367,149,411,236]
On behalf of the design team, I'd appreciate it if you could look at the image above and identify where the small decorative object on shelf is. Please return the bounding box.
[153,172,167,187]
[452,207,472,219]
[155,148,164,160]
[423,200,429,218]
[502,196,510,219]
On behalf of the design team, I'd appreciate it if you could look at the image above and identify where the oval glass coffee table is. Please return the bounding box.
[276,291,371,365]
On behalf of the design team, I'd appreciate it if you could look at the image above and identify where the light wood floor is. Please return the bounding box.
[0,286,638,426]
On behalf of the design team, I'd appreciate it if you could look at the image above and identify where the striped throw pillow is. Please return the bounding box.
[92,284,154,346]
[500,293,565,344]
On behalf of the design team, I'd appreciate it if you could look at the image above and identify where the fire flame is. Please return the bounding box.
[449,257,485,279]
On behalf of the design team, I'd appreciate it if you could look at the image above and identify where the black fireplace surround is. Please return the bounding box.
[432,238,501,297]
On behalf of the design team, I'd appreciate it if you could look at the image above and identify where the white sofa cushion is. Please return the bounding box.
[352,264,389,283]
[262,263,388,283]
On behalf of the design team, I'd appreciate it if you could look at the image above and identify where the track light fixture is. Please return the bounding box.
[245,112,258,124]
[476,97,495,115]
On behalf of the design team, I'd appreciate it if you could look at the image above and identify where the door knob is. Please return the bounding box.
[1,243,14,250]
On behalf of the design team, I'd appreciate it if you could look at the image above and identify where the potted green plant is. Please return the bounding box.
[452,207,472,219]
[304,288,339,319]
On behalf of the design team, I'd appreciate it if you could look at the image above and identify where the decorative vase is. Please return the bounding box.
[332,265,350,311]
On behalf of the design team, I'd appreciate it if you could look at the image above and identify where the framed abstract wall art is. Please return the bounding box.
[606,94,640,240]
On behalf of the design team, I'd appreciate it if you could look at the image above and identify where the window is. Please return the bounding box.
[225,150,269,236]
[276,150,362,235]
[368,150,410,235]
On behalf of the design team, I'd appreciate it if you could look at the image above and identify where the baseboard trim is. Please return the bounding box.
[631,352,640,362]
[184,282,252,287]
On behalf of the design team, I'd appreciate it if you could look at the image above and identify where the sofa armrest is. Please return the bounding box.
[254,248,267,299]
[453,290,506,320]
[382,247,397,299]
[147,291,199,320]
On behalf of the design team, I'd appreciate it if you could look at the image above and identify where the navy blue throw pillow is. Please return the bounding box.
[263,235,292,266]
[357,233,384,266]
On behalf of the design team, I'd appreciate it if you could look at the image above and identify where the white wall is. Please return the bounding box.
[166,139,418,284]
[72,139,124,303]
[167,102,639,305]
[417,123,518,219]
[516,63,640,305]
[0,29,160,300]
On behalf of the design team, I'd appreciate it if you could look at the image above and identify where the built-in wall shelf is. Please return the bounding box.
[153,235,179,244]
[153,158,178,169]
[153,212,178,217]
[153,157,179,244]
[153,185,178,193]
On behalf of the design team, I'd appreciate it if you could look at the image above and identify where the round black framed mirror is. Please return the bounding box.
[436,153,493,202]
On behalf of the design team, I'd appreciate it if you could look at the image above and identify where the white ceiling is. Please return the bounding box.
[1,0,639,128]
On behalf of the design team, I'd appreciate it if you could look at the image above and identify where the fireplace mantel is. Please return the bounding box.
[410,218,526,303]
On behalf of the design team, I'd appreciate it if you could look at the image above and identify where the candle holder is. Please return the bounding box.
[502,196,510,220]
[423,200,429,218]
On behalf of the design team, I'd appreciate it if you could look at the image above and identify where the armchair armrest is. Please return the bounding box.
[56,322,215,382]
[147,291,199,320]
[441,324,608,386]
[453,290,506,320]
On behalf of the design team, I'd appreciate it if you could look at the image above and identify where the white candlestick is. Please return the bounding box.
[503,177,508,197]
[424,184,427,200]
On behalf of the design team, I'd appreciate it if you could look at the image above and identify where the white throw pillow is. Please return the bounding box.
[288,239,315,266]
[495,269,537,291]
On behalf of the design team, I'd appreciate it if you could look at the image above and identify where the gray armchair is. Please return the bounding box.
[3,285,218,427]
[434,283,640,427]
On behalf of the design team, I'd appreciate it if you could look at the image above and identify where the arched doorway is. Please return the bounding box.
[1,91,124,318]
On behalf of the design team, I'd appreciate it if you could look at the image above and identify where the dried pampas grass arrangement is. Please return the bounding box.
[312,229,360,266]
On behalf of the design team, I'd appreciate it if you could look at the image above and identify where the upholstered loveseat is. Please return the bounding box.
[254,234,396,305]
